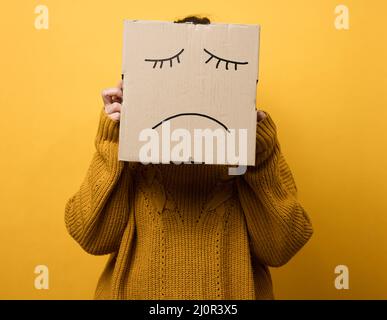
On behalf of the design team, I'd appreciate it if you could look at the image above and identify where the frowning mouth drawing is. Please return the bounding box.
[151,113,230,133]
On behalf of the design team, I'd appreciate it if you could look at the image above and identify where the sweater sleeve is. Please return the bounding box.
[236,111,313,267]
[64,107,136,255]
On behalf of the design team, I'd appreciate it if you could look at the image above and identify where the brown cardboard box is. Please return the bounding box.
[119,20,260,165]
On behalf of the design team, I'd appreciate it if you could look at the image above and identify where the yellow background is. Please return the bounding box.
[0,0,386,299]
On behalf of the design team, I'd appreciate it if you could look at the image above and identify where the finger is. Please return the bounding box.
[111,95,122,104]
[101,87,123,105]
[257,110,267,122]
[109,112,121,122]
[105,102,121,114]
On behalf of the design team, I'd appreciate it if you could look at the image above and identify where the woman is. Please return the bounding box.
[65,16,313,300]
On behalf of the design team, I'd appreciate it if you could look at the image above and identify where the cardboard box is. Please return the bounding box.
[119,20,260,165]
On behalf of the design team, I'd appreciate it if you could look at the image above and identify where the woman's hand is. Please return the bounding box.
[101,80,123,122]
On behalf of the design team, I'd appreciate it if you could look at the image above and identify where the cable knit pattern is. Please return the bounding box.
[65,107,313,300]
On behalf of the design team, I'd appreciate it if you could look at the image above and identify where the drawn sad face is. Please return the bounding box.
[120,20,259,164]
[146,47,249,132]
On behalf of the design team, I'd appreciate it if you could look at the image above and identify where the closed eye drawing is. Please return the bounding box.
[145,48,184,68]
[203,48,248,70]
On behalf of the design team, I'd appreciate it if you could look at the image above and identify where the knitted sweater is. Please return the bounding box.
[65,108,313,300]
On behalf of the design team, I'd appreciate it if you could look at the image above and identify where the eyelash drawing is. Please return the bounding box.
[203,48,248,70]
[145,49,184,69]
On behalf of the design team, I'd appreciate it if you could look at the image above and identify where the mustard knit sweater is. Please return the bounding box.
[65,108,313,300]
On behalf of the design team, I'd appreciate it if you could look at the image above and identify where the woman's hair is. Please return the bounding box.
[174,15,211,25]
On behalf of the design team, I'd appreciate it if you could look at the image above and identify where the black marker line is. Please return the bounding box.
[145,48,185,63]
[203,48,248,66]
[152,113,230,133]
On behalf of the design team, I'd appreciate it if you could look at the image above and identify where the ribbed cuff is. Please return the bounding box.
[95,107,120,144]
[255,111,277,154]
